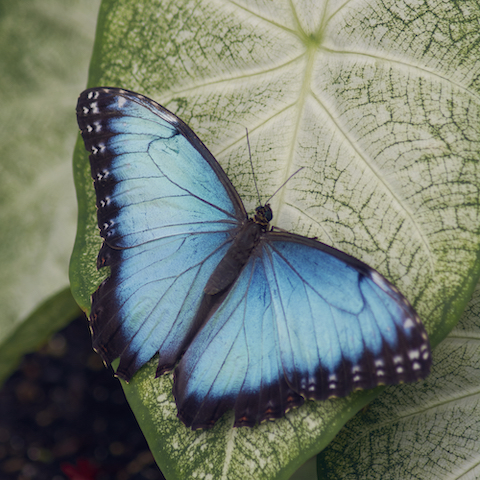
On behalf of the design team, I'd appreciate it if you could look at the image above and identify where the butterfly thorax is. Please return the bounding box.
[203,204,272,296]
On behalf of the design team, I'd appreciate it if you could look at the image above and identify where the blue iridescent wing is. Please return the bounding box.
[174,232,430,429]
[76,87,246,380]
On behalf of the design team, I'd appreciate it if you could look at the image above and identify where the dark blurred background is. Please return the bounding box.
[0,316,166,480]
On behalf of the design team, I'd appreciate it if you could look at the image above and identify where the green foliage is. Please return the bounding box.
[0,0,99,384]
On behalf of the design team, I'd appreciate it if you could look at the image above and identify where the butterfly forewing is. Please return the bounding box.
[76,87,246,380]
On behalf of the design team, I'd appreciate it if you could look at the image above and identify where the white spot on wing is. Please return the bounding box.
[89,102,99,114]
[403,318,415,329]
[117,96,127,108]
[393,355,403,365]
[408,350,420,360]
[160,110,180,125]
[370,271,388,290]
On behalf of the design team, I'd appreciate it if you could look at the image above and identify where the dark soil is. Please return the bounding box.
[0,316,166,480]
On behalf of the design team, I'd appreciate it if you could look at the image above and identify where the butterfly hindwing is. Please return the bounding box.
[174,232,430,429]
[76,87,246,380]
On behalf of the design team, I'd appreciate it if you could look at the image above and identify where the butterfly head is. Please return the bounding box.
[254,204,273,227]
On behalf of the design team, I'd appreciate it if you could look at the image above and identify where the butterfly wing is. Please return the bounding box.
[76,87,246,381]
[174,249,304,429]
[174,232,431,429]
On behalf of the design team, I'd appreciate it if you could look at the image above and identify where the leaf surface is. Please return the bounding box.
[70,1,480,478]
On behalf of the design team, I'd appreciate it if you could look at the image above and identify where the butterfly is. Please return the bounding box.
[76,87,431,430]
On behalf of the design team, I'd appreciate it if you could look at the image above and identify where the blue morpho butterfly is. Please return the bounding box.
[76,87,431,430]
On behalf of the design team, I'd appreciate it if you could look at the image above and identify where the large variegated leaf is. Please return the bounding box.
[70,1,480,478]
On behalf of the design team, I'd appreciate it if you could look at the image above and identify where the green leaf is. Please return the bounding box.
[0,0,100,383]
[0,288,82,384]
[317,279,480,479]
[70,1,480,478]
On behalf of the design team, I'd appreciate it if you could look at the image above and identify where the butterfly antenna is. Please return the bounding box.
[246,128,262,205]
[264,167,304,205]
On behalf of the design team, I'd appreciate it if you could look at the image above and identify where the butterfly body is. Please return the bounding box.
[204,205,272,295]
[76,87,431,430]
